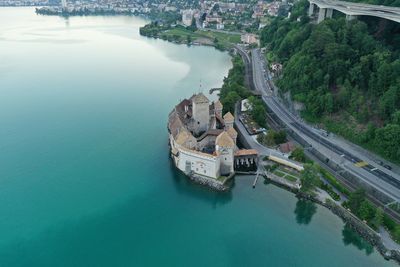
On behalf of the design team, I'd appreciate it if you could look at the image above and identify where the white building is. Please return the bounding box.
[216,23,225,30]
[182,9,194,26]
[168,93,240,180]
[241,33,259,45]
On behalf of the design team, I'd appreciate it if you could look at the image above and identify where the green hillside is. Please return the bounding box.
[260,0,400,163]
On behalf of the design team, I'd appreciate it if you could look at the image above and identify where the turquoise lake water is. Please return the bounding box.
[0,7,396,266]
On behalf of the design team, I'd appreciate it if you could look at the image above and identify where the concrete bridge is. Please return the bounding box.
[308,0,400,23]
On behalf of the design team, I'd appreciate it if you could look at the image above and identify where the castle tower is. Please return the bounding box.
[216,131,234,175]
[214,100,223,117]
[223,112,234,130]
[227,127,238,145]
[192,93,210,135]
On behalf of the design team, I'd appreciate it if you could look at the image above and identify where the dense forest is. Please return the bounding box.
[260,0,400,163]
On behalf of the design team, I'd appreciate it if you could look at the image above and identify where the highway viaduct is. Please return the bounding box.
[308,0,400,23]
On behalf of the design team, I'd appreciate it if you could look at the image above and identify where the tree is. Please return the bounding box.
[264,131,276,146]
[274,130,287,144]
[260,0,400,163]
[392,110,400,125]
[358,200,374,221]
[290,147,306,162]
[370,207,384,230]
[186,18,197,32]
[374,124,400,160]
[300,164,320,192]
[348,189,366,213]
[248,96,267,128]
[221,91,241,114]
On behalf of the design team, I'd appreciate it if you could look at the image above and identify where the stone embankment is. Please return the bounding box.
[190,173,230,191]
[264,171,300,191]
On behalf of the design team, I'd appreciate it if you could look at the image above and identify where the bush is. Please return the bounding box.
[318,166,350,196]
[290,147,306,162]
[320,183,340,201]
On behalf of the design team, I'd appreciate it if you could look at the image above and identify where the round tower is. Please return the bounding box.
[192,93,210,135]
[216,131,234,175]
[223,112,234,130]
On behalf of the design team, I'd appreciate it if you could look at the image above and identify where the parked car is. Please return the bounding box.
[384,164,392,170]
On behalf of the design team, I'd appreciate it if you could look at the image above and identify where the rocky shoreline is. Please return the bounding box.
[263,174,400,264]
[189,173,230,191]
[298,191,400,264]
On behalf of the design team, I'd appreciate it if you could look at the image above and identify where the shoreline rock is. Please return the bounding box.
[189,173,230,191]
[296,191,400,265]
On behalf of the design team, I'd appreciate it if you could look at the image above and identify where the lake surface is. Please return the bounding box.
[0,7,396,267]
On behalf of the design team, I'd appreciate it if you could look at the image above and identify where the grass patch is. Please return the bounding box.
[317,166,350,196]
[273,170,286,177]
[284,175,298,182]
[159,27,241,50]
[198,30,241,45]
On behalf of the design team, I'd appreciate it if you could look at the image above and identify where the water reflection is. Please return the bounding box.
[294,199,317,225]
[168,155,233,208]
[342,223,374,255]
[64,17,70,27]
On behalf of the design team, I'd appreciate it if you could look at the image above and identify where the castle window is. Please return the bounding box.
[197,121,200,125]
[204,170,206,174]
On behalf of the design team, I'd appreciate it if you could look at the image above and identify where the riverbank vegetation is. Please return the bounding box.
[299,164,320,193]
[343,189,400,242]
[140,23,241,51]
[260,0,400,163]
[303,162,400,243]
[219,55,250,113]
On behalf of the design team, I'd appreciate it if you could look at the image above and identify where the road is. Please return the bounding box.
[240,46,400,202]
[233,102,278,157]
[310,0,400,23]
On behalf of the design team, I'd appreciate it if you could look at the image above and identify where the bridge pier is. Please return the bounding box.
[317,8,326,23]
[346,14,358,21]
[326,8,333,19]
[308,3,315,17]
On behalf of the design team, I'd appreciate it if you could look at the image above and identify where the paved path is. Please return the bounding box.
[310,0,400,23]
[379,227,400,251]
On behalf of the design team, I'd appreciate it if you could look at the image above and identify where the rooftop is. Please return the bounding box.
[216,131,234,148]
[234,149,258,156]
[175,128,194,146]
[223,112,234,122]
[227,127,237,138]
[214,100,223,110]
[191,92,209,104]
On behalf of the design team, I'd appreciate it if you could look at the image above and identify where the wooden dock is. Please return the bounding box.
[253,169,261,188]
[252,175,259,188]
[252,159,263,188]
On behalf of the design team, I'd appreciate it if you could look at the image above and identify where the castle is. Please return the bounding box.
[168,93,257,189]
